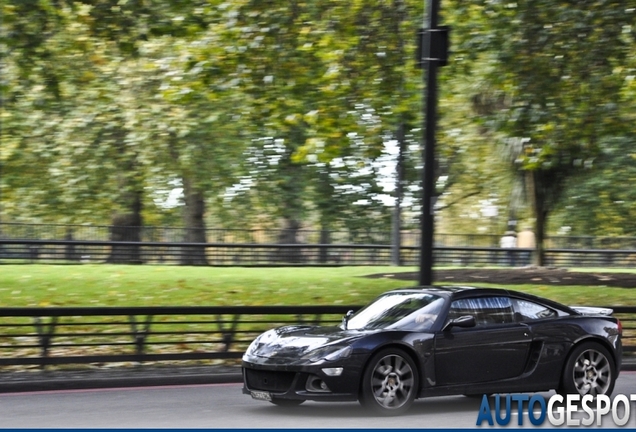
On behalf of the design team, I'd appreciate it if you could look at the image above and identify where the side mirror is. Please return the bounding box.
[443,315,476,331]
[342,310,355,329]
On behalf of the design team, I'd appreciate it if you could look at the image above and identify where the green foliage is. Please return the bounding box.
[440,0,636,251]
[1,0,635,242]
[213,1,403,230]
[1,1,248,227]
[553,137,636,236]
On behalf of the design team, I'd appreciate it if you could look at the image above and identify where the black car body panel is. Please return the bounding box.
[242,286,622,411]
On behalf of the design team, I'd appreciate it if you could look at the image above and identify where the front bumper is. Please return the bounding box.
[242,359,363,402]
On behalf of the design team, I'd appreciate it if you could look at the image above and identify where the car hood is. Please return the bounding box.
[246,325,371,361]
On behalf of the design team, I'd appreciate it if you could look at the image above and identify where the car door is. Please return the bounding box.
[433,296,533,386]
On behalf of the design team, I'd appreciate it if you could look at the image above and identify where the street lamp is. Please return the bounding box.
[417,0,448,286]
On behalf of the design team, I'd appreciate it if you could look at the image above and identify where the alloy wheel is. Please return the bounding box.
[572,348,612,396]
[369,353,416,409]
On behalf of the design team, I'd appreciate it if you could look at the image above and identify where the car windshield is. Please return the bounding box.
[345,292,445,331]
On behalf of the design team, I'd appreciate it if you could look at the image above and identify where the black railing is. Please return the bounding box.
[1,239,636,268]
[0,305,633,368]
[2,222,636,249]
[0,305,358,368]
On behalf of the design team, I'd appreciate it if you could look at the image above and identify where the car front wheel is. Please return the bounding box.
[360,348,419,416]
[560,342,616,396]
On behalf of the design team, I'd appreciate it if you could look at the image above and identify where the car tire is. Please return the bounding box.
[559,341,616,396]
[269,398,305,407]
[360,348,419,416]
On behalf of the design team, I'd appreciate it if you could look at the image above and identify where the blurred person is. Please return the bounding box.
[517,228,536,266]
[500,231,517,267]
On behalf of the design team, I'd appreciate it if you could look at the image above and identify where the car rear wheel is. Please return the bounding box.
[360,348,419,416]
[560,342,616,396]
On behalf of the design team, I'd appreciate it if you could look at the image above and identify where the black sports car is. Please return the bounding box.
[242,286,622,415]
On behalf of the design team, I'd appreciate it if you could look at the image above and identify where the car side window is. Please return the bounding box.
[513,299,557,321]
[447,296,515,327]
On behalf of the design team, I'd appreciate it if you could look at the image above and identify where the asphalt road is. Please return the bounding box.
[2,373,636,429]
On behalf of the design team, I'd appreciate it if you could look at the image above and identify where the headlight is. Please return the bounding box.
[303,345,352,363]
[244,329,277,358]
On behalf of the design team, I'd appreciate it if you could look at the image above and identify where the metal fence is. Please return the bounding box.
[0,305,356,368]
[2,239,636,268]
[2,222,636,249]
[0,305,633,369]
[1,223,636,267]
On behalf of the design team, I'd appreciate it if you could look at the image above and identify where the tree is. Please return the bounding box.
[144,29,250,264]
[4,0,634,259]
[2,1,249,265]
[224,1,466,261]
[1,2,123,226]
[445,0,635,264]
[218,1,398,252]
[553,136,636,237]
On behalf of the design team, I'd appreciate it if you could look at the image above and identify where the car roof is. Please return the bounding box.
[384,285,573,313]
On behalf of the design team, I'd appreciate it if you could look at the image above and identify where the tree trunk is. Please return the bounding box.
[319,226,330,264]
[274,147,305,264]
[392,123,406,266]
[64,228,78,261]
[530,171,546,267]
[107,191,143,264]
[317,167,335,264]
[534,207,547,267]
[277,217,302,263]
[180,178,208,266]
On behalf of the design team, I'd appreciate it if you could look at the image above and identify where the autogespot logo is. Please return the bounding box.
[476,393,636,427]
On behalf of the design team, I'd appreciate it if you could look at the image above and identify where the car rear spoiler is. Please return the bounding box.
[570,306,613,316]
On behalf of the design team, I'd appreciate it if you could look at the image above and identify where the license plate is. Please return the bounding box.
[250,390,272,402]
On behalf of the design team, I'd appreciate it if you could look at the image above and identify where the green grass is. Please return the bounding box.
[0,264,634,308]
[0,265,412,307]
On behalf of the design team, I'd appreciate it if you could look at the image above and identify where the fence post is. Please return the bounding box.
[34,316,58,369]
[129,315,153,358]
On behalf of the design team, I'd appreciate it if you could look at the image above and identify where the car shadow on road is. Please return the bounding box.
[244,390,559,427]
[245,395,483,418]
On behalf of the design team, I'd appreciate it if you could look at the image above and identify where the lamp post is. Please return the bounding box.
[418,0,448,286]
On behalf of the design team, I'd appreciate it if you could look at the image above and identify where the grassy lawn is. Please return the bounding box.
[0,265,410,308]
[1,264,634,308]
